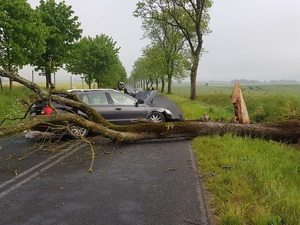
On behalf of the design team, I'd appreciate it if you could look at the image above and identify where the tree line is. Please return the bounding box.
[1,0,213,99]
[0,0,126,90]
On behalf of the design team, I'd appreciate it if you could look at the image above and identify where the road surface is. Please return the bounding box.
[0,94,209,225]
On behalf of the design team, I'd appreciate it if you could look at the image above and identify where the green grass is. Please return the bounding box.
[0,82,82,126]
[193,135,300,225]
[167,93,234,121]
[0,86,37,125]
[172,83,300,95]
[167,84,300,224]
[170,84,300,122]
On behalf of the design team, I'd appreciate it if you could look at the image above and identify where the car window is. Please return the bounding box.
[110,92,136,105]
[81,95,90,104]
[86,92,108,105]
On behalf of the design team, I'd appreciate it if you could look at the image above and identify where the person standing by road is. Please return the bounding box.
[117,81,128,94]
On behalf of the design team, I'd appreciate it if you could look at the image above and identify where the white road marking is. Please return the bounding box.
[0,148,67,190]
[0,142,85,199]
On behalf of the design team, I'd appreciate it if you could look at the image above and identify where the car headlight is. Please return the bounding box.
[164,109,173,117]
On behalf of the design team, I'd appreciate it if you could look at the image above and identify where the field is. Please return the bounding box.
[171,83,300,123]
[1,83,300,224]
[168,83,300,225]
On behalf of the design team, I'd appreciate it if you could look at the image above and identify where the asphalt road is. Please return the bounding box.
[0,94,209,225]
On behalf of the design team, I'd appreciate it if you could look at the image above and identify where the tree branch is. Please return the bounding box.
[1,69,299,144]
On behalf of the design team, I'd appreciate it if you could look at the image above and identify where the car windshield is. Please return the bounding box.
[110,91,137,105]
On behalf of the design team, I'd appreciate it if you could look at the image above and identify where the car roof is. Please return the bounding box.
[67,89,117,93]
[67,89,158,106]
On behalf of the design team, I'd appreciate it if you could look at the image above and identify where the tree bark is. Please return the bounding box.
[160,77,165,93]
[0,77,3,91]
[190,51,200,100]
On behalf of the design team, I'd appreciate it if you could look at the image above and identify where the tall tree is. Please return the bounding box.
[130,44,189,92]
[140,16,189,94]
[34,0,82,89]
[66,34,124,88]
[130,56,152,89]
[134,0,212,100]
[143,46,165,90]
[142,45,167,91]
[0,0,47,89]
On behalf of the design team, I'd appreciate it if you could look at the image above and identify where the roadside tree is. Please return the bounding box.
[66,34,124,88]
[130,44,189,92]
[139,16,190,94]
[0,0,47,89]
[33,0,82,89]
[134,0,212,100]
[130,56,153,89]
[142,46,166,90]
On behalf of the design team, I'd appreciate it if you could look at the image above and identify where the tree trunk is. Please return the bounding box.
[45,67,55,89]
[44,57,55,89]
[9,78,13,90]
[45,72,50,89]
[1,112,299,144]
[160,77,165,93]
[0,69,299,145]
[0,77,3,91]
[167,73,172,94]
[190,52,200,100]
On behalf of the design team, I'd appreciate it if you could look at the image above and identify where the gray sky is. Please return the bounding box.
[24,0,300,82]
[200,0,300,81]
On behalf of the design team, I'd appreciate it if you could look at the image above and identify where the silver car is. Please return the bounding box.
[30,89,179,137]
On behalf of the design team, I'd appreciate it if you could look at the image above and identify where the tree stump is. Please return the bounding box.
[232,82,250,124]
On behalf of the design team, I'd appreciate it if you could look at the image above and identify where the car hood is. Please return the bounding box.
[135,90,158,105]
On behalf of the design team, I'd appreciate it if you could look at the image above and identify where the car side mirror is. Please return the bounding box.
[135,99,144,106]
[137,99,144,104]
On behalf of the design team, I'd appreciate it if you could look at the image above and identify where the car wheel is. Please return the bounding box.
[147,112,165,123]
[68,124,89,138]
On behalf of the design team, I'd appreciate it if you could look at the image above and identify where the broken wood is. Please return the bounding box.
[232,82,250,124]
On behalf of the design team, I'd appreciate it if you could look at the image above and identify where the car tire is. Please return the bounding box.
[147,112,165,123]
[68,124,89,138]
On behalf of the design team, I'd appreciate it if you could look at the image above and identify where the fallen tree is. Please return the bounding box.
[0,69,299,144]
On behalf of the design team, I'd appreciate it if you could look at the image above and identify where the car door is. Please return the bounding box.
[108,91,147,124]
[79,92,116,122]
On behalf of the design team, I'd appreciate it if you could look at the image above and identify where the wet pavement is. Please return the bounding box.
[0,94,209,225]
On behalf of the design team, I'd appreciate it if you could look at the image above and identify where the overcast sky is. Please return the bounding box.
[201,0,300,81]
[25,0,300,82]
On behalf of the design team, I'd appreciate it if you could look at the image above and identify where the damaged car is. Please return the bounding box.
[29,89,179,137]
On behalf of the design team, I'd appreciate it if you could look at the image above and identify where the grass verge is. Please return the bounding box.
[0,86,36,126]
[168,84,300,224]
[193,135,300,225]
